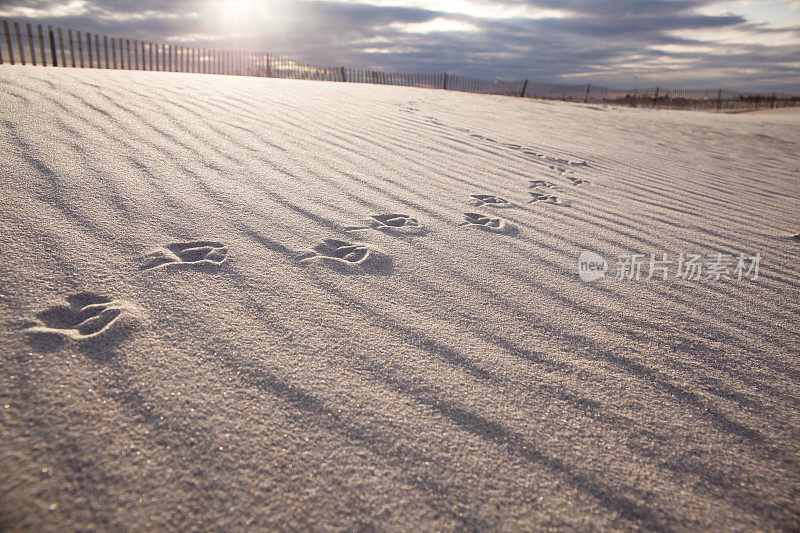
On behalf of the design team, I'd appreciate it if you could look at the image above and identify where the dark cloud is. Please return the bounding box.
[0,0,797,92]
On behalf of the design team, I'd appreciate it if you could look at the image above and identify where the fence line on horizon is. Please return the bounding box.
[1,19,797,112]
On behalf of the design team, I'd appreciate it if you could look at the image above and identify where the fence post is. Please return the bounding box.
[57,27,65,67]
[443,73,448,90]
[95,35,100,68]
[26,23,36,66]
[37,24,45,65]
[14,22,25,65]
[520,79,528,97]
[266,54,271,77]
[340,65,346,82]
[771,93,776,109]
[86,32,92,68]
[103,35,108,68]
[716,89,722,112]
[48,26,57,67]
[126,39,131,70]
[3,21,14,65]
[134,40,139,70]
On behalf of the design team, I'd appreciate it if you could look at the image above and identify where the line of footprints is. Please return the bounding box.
[23,172,589,341]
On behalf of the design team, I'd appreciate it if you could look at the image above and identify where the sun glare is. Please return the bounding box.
[212,0,270,33]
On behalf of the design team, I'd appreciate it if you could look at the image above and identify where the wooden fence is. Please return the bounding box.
[1,19,797,112]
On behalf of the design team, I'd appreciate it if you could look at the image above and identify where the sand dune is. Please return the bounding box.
[1,65,799,530]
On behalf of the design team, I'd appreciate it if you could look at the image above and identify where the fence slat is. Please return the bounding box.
[26,23,36,66]
[57,27,65,67]
[48,26,56,67]
[87,32,92,68]
[37,25,48,67]
[68,29,75,67]
[77,31,83,68]
[3,20,14,65]
[14,22,25,65]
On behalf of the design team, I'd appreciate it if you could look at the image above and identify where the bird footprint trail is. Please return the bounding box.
[141,241,228,270]
[470,194,510,208]
[459,212,518,235]
[568,176,590,186]
[23,293,133,340]
[528,192,565,205]
[346,214,426,235]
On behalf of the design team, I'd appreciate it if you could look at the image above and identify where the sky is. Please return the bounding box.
[1,0,798,92]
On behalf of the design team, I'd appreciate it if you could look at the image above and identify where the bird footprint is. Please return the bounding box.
[459,212,517,235]
[297,239,392,273]
[470,194,510,207]
[298,239,371,264]
[345,214,425,234]
[23,293,133,340]
[141,241,228,270]
[528,193,565,205]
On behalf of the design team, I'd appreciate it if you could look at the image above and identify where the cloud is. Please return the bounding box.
[0,0,798,92]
